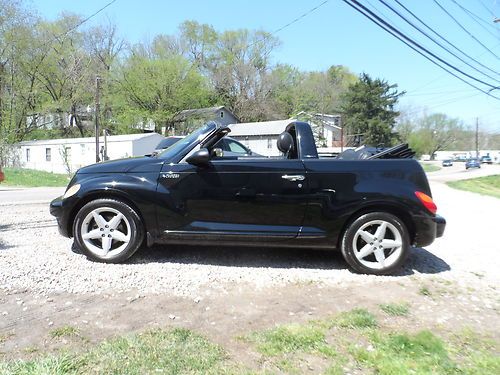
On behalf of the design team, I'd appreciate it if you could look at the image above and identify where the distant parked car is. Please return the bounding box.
[155,136,258,157]
[442,159,453,167]
[465,159,481,169]
[0,166,4,183]
[480,156,492,164]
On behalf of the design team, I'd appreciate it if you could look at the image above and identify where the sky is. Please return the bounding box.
[31,0,500,133]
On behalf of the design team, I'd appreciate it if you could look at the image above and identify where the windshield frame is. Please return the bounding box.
[157,121,219,163]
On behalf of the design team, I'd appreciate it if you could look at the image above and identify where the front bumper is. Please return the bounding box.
[50,196,71,237]
[413,214,446,247]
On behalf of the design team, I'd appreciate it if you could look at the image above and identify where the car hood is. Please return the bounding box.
[78,156,164,174]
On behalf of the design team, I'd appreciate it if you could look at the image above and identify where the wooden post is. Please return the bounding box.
[95,76,101,163]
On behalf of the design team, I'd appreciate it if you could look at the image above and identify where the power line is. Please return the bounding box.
[392,0,500,78]
[405,88,477,97]
[272,0,330,35]
[246,0,330,50]
[475,0,497,18]
[377,0,500,84]
[406,41,500,94]
[40,0,118,49]
[342,0,500,99]
[433,0,500,60]
[448,0,500,39]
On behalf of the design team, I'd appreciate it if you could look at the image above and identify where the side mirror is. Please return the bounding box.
[212,148,224,158]
[186,148,210,166]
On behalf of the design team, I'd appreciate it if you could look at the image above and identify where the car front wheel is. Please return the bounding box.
[340,212,410,275]
[73,198,144,263]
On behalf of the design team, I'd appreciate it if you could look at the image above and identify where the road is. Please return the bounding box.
[0,186,65,206]
[426,161,500,183]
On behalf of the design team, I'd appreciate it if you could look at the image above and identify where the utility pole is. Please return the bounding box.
[475,117,479,158]
[103,128,109,161]
[95,76,101,163]
[339,115,344,152]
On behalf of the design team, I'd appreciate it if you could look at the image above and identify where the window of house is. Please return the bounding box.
[26,148,30,162]
[80,144,85,155]
[220,111,224,118]
[65,146,72,162]
[45,148,51,162]
[245,137,249,147]
[267,139,272,149]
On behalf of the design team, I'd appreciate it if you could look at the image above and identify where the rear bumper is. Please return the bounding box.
[413,214,446,247]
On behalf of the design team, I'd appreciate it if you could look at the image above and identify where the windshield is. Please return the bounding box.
[157,122,217,161]
[156,137,182,150]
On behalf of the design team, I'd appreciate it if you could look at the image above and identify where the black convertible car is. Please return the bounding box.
[50,121,445,275]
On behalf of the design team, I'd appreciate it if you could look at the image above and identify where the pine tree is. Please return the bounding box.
[341,73,404,146]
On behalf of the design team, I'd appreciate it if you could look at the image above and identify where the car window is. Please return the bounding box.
[226,139,248,154]
[158,122,216,160]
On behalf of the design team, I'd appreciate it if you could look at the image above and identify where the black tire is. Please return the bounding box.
[340,212,410,275]
[73,198,144,263]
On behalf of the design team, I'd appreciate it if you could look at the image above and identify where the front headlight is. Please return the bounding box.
[63,184,81,199]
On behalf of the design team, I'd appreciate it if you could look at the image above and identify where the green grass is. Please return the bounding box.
[333,308,378,329]
[1,167,70,187]
[419,286,432,296]
[447,175,500,199]
[352,330,460,374]
[246,322,336,357]
[0,328,228,375]
[243,309,499,375]
[50,326,80,339]
[379,302,410,317]
[420,163,441,173]
[1,313,499,375]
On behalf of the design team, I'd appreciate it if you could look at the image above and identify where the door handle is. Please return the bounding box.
[281,174,305,182]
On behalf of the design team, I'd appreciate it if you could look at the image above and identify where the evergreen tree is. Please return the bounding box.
[341,73,404,146]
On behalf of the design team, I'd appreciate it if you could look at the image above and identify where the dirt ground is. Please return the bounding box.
[0,275,498,363]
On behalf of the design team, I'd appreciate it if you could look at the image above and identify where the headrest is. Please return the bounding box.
[277,132,294,154]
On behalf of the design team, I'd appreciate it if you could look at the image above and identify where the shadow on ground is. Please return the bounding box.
[0,238,14,251]
[111,244,451,276]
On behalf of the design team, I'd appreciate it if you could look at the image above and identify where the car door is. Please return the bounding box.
[156,158,307,242]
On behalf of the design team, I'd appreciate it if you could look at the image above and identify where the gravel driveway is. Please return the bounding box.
[0,180,498,297]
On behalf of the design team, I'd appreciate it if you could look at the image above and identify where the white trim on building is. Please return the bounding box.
[16,133,164,174]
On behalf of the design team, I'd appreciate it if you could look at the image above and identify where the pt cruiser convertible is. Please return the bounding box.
[50,121,445,275]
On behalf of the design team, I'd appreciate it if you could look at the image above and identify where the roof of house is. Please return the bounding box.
[228,119,296,137]
[17,132,162,146]
[173,106,237,121]
[295,111,342,130]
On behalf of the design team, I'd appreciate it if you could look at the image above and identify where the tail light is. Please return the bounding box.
[415,191,437,214]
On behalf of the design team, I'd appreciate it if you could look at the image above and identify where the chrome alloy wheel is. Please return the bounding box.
[352,220,403,270]
[80,207,131,259]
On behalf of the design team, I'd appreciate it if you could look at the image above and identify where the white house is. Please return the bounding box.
[229,114,343,156]
[229,120,293,156]
[15,133,164,174]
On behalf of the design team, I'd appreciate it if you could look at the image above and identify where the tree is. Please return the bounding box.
[407,113,463,158]
[112,53,212,133]
[341,73,404,146]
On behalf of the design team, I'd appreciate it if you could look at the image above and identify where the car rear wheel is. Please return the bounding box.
[341,212,410,275]
[73,198,144,263]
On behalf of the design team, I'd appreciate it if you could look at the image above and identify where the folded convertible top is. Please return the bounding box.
[337,143,416,160]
